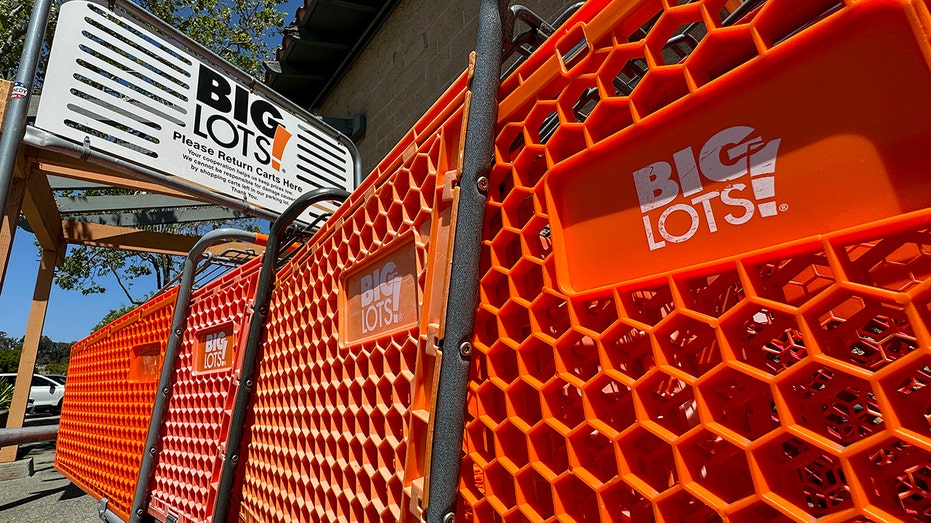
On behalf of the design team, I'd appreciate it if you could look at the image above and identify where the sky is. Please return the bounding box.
[0,0,307,344]
[273,0,305,46]
[0,232,131,343]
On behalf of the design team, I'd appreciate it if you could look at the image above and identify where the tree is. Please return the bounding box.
[35,335,73,368]
[56,244,181,307]
[139,0,286,78]
[92,303,137,332]
[0,0,287,321]
[0,331,73,373]
[0,354,21,374]
[0,331,23,373]
[53,186,261,307]
[53,185,260,309]
[0,350,21,373]
[0,0,58,83]
[0,330,18,351]
[56,216,260,309]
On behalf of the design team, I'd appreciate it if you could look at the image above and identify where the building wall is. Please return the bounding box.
[315,0,578,176]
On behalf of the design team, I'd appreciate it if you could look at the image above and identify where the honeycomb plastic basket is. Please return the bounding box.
[55,255,263,522]
[234,67,472,522]
[55,288,178,521]
[145,257,262,522]
[461,0,931,522]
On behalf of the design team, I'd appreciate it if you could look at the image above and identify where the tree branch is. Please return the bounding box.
[107,260,141,305]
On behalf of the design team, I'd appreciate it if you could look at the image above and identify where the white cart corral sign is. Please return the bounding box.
[36,0,355,219]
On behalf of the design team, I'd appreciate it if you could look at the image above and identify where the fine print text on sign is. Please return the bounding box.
[35,0,353,218]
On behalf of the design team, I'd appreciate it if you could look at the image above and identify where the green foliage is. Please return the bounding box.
[138,0,285,78]
[56,243,181,305]
[0,348,21,373]
[0,331,22,373]
[35,335,73,368]
[0,331,73,374]
[0,382,13,411]
[0,0,58,83]
[56,213,260,309]
[0,330,18,351]
[42,361,70,375]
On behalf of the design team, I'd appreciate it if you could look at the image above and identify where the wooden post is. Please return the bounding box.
[0,174,26,286]
[0,80,12,124]
[0,80,27,290]
[0,246,58,462]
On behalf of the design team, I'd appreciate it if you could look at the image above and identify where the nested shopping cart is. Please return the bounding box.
[57,1,931,522]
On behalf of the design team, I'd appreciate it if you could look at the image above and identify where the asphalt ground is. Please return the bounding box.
[0,415,100,523]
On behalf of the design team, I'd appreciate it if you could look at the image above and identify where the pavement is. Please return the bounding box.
[0,415,101,523]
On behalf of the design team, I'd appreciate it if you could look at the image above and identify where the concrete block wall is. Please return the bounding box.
[315,0,578,176]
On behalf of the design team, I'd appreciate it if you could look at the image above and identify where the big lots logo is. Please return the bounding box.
[360,261,404,335]
[634,126,782,251]
[194,64,284,165]
[201,330,230,371]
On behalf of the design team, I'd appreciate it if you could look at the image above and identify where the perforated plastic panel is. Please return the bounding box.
[55,289,177,522]
[54,1,931,521]
[145,258,262,522]
[235,68,472,523]
[460,0,931,522]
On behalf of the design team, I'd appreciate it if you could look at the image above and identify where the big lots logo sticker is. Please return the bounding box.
[360,262,403,335]
[342,239,419,346]
[635,126,782,250]
[194,326,236,374]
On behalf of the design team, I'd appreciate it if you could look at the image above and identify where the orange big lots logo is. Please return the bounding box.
[634,126,782,251]
[341,240,419,346]
[195,328,235,374]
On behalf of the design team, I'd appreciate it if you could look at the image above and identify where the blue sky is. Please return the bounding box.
[269,0,305,46]
[0,232,131,343]
[0,0,306,344]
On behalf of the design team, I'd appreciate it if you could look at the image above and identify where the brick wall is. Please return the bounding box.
[315,0,578,176]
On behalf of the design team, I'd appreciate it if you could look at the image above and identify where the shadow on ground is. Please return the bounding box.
[0,416,100,523]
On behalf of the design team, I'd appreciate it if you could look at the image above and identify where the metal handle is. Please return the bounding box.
[210,188,350,522]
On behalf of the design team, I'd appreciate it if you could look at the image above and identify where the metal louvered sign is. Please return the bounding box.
[35,0,354,218]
